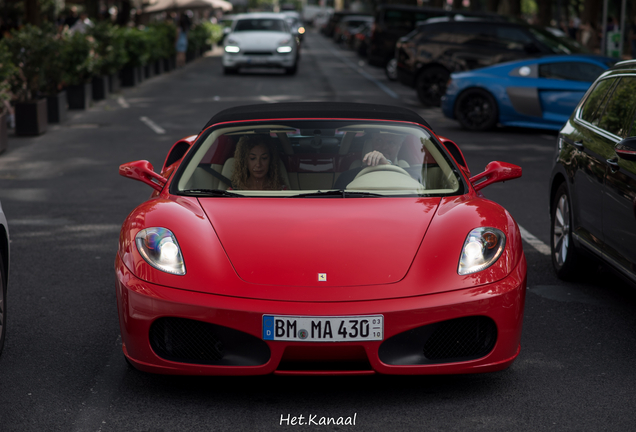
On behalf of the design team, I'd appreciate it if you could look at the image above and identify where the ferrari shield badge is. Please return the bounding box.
[318,273,327,282]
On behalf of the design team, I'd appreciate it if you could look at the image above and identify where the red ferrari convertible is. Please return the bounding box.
[116,102,526,375]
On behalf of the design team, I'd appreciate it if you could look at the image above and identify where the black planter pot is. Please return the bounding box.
[0,111,7,154]
[109,73,121,94]
[154,60,164,75]
[162,57,172,72]
[67,83,92,110]
[92,75,109,101]
[15,99,47,136]
[144,63,155,80]
[120,66,138,87]
[137,66,145,83]
[46,91,68,123]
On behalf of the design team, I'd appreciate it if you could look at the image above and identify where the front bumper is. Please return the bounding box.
[115,254,526,375]
[222,52,296,69]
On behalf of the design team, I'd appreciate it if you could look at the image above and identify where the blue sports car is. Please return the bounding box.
[441,55,616,131]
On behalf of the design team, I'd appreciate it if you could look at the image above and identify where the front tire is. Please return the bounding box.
[416,66,450,107]
[455,88,499,131]
[285,63,298,75]
[551,182,584,280]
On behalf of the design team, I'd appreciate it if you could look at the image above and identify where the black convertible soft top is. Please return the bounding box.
[202,102,432,131]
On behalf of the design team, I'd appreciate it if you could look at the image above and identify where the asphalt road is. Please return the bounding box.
[0,29,635,431]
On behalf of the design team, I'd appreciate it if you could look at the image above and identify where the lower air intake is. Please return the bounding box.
[149,317,270,366]
[423,316,497,360]
[378,316,497,365]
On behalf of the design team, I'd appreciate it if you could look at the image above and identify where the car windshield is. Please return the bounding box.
[174,121,463,197]
[529,26,588,54]
[234,18,287,32]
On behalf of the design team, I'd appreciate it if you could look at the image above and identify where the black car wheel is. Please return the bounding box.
[0,253,5,356]
[416,66,450,107]
[455,89,499,131]
[385,58,398,81]
[551,183,584,280]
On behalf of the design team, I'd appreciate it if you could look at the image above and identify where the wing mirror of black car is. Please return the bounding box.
[470,161,522,192]
[119,160,167,192]
[524,42,541,54]
[615,137,636,161]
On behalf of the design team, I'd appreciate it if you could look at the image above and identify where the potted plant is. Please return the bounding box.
[61,31,97,110]
[38,30,67,124]
[0,42,17,152]
[3,25,49,136]
[148,22,176,74]
[89,22,128,97]
[118,27,150,87]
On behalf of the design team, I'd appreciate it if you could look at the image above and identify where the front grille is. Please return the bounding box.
[244,51,273,56]
[150,318,224,363]
[149,317,270,366]
[423,316,497,360]
[378,316,497,365]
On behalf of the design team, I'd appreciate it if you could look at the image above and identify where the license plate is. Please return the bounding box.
[262,315,383,342]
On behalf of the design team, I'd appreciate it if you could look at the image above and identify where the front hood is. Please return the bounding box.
[199,198,440,287]
[231,31,292,50]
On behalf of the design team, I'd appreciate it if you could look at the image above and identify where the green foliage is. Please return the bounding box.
[187,23,223,53]
[88,22,129,76]
[60,31,97,86]
[0,41,18,110]
[147,22,177,60]
[3,24,59,101]
[117,27,151,67]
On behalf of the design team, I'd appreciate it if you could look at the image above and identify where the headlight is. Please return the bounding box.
[135,227,186,275]
[277,46,293,53]
[458,227,505,275]
[224,45,240,53]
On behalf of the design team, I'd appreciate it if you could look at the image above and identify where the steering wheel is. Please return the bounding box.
[354,164,412,180]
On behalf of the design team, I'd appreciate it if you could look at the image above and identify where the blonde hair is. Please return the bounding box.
[231,135,283,190]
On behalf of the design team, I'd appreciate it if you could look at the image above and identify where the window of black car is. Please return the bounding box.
[579,78,618,125]
[598,77,636,137]
[384,11,439,32]
[494,26,533,50]
[528,26,587,54]
[539,62,606,82]
[234,19,287,32]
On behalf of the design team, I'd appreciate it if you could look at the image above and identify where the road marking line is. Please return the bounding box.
[518,225,551,255]
[117,96,129,108]
[259,96,277,103]
[140,116,166,134]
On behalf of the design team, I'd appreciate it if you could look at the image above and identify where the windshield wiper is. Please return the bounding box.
[290,190,383,198]
[181,189,240,197]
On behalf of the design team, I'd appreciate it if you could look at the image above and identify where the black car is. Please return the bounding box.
[366,5,509,70]
[396,17,588,106]
[321,11,371,39]
[549,60,636,285]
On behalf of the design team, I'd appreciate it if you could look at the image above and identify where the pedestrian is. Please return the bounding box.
[175,13,190,68]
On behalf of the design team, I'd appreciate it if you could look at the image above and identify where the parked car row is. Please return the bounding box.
[319,8,612,133]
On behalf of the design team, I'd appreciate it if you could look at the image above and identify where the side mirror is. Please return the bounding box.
[615,136,636,161]
[439,136,470,176]
[161,137,195,173]
[470,161,522,192]
[119,160,167,192]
